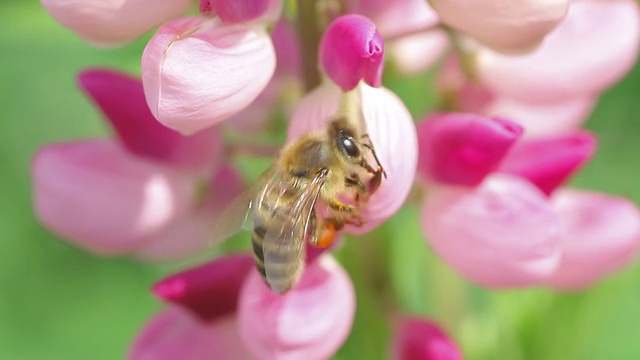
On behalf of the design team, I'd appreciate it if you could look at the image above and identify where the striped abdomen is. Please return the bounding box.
[251,185,307,294]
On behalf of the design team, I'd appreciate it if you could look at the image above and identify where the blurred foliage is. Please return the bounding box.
[1,1,640,359]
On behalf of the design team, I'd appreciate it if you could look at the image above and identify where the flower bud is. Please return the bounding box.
[499,132,597,195]
[238,255,354,360]
[417,113,523,186]
[319,14,384,91]
[546,190,640,290]
[41,0,192,47]
[422,174,561,287]
[142,17,276,135]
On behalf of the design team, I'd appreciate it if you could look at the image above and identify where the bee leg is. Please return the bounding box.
[361,134,387,178]
[326,197,359,215]
[367,166,384,194]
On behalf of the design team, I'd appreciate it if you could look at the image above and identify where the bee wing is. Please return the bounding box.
[210,166,278,245]
[261,170,328,290]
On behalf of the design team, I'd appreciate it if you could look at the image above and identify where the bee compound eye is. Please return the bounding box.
[340,137,360,157]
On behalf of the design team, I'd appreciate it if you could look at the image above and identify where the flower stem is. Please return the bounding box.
[296,0,322,91]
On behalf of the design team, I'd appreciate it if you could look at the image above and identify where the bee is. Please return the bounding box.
[216,113,385,294]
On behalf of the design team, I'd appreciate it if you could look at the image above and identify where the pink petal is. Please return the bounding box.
[130,308,253,360]
[439,56,598,138]
[319,14,384,91]
[41,0,192,47]
[499,132,596,195]
[388,32,449,74]
[142,17,276,135]
[430,0,569,52]
[546,190,640,290]
[32,140,195,255]
[134,165,246,261]
[417,113,523,186]
[392,317,462,360]
[78,68,223,173]
[152,254,254,321]
[422,174,562,287]
[288,83,418,234]
[238,255,354,360]
[476,0,640,102]
[200,0,282,23]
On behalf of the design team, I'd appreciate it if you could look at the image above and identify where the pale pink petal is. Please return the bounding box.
[417,113,523,186]
[200,0,282,23]
[41,0,192,47]
[32,140,195,255]
[152,254,254,320]
[78,68,223,173]
[288,83,418,234]
[472,93,597,139]
[351,0,438,38]
[388,31,449,74]
[272,19,301,78]
[476,0,640,102]
[130,308,253,360]
[439,55,599,138]
[499,132,596,195]
[134,165,246,261]
[319,14,384,91]
[430,0,569,52]
[546,190,640,290]
[238,255,354,360]
[422,174,561,287]
[142,17,276,135]
[392,317,462,360]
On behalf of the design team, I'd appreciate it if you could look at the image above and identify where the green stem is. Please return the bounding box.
[295,0,322,91]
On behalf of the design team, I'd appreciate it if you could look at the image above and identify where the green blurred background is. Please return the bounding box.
[2,1,640,359]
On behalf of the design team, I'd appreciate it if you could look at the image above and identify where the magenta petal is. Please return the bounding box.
[320,14,384,91]
[153,254,254,321]
[32,140,195,255]
[422,174,562,287]
[417,113,523,186]
[546,190,640,290]
[79,69,223,172]
[129,308,252,360]
[142,17,276,135]
[392,317,462,360]
[238,255,355,359]
[500,132,596,195]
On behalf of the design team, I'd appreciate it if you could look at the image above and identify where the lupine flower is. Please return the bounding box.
[130,255,255,359]
[141,17,276,135]
[392,317,463,360]
[238,254,355,359]
[40,0,193,46]
[32,69,242,261]
[430,0,570,53]
[474,0,640,103]
[418,113,640,288]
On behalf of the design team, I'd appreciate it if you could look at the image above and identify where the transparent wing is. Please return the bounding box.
[262,170,328,286]
[209,166,278,246]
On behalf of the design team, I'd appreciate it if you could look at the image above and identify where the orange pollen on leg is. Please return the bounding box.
[316,222,337,248]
